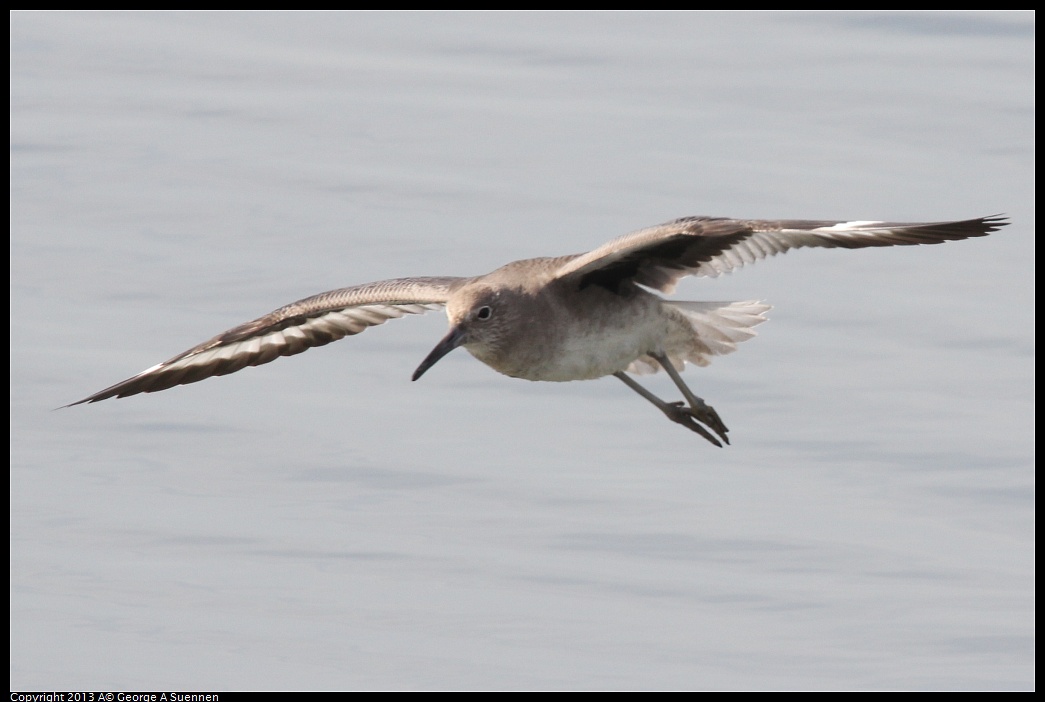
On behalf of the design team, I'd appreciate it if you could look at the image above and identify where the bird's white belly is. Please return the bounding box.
[538,330,657,381]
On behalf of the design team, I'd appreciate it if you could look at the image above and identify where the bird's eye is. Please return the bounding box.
[476,306,492,321]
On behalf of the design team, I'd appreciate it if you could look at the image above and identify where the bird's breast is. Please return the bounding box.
[468,290,677,382]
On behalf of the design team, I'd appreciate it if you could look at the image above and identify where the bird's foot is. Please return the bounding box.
[663,400,730,447]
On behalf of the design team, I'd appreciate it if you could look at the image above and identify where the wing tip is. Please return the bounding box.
[979,213,1010,233]
[63,383,142,408]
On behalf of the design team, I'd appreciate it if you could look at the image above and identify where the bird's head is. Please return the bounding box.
[411,285,517,381]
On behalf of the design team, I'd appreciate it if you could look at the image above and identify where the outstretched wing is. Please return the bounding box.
[554,215,1008,293]
[69,276,467,404]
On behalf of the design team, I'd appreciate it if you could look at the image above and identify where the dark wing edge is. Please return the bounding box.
[66,276,467,405]
[692,214,1009,278]
[554,215,1009,293]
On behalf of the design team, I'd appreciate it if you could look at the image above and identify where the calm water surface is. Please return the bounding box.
[10,11,1034,690]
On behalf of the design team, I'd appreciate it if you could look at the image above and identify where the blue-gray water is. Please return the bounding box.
[10,11,1034,690]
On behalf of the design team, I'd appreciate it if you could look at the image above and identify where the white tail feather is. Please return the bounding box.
[626,300,771,374]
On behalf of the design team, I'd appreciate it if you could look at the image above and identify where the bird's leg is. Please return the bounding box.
[613,370,728,447]
[649,351,730,444]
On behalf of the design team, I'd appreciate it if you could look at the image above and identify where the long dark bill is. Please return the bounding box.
[411,326,467,381]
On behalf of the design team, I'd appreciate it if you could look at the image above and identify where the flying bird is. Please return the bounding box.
[70,215,1008,446]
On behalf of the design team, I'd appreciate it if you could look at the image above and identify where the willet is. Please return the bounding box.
[69,215,1008,446]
